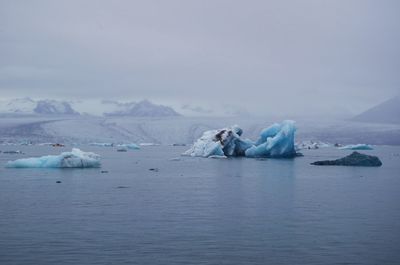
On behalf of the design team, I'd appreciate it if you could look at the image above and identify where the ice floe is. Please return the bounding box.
[6,148,101,168]
[339,144,373,150]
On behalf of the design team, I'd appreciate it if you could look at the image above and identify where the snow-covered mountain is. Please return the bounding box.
[0,98,79,115]
[104,100,181,117]
[0,98,37,114]
[34,100,79,115]
[352,95,400,124]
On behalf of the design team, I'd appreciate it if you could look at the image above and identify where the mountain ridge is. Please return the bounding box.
[0,98,79,116]
[352,95,400,124]
[103,99,181,117]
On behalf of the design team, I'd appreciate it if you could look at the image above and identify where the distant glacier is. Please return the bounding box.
[1,116,400,146]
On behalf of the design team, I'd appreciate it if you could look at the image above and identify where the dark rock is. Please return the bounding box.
[172,143,186,146]
[56,181,62,183]
[117,149,127,152]
[149,168,159,172]
[3,150,23,154]
[101,170,108,173]
[311,151,382,167]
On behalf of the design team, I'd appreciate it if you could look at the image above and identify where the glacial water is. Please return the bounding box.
[0,145,399,265]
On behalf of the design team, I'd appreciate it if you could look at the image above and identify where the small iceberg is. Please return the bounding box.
[117,143,140,150]
[183,120,298,158]
[296,140,331,150]
[6,148,101,168]
[339,144,373,150]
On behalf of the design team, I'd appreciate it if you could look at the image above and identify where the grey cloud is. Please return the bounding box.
[0,0,399,117]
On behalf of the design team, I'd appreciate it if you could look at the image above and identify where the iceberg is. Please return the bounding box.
[117,143,140,150]
[6,148,101,168]
[339,144,373,150]
[182,125,253,158]
[183,120,297,158]
[245,121,297,158]
[140,143,160,146]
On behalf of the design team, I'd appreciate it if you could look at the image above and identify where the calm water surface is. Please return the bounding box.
[0,145,399,265]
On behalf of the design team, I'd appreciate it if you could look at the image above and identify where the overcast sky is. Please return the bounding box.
[0,0,399,117]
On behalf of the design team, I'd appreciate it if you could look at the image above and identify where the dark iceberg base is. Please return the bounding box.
[311,151,382,167]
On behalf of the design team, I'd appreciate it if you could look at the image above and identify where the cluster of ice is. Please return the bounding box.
[5,148,101,168]
[296,140,331,150]
[183,120,297,158]
[339,144,373,150]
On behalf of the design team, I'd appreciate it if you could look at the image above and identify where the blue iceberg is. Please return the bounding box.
[184,120,297,158]
[6,148,101,168]
[245,121,297,158]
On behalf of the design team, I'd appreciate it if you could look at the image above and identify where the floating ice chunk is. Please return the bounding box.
[296,140,331,150]
[89,142,114,147]
[339,144,373,150]
[245,121,297,158]
[183,125,248,158]
[184,120,297,158]
[117,143,140,150]
[209,155,227,159]
[5,148,101,168]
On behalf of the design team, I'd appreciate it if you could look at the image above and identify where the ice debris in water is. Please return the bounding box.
[183,120,297,158]
[89,142,114,147]
[117,143,140,150]
[338,144,373,150]
[140,143,160,146]
[296,140,331,150]
[5,148,101,168]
